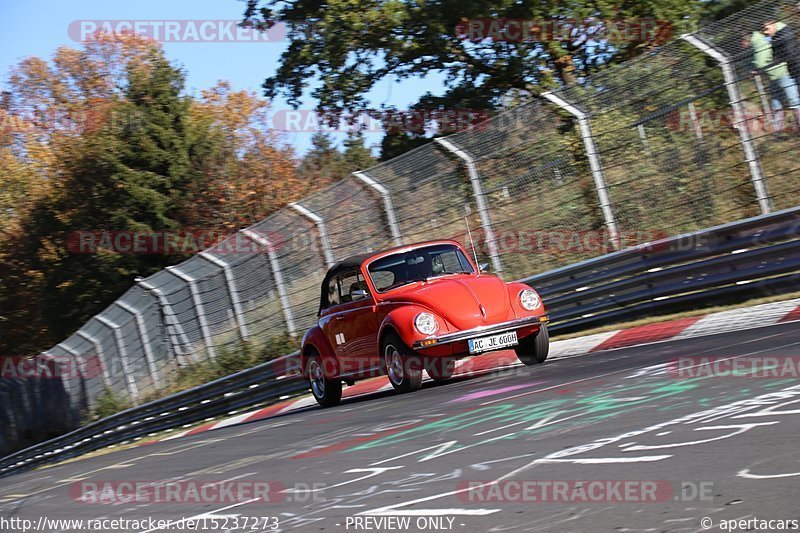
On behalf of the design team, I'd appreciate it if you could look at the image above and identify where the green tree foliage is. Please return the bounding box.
[297,131,376,183]
[242,0,702,122]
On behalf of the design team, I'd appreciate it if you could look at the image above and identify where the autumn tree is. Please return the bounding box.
[185,81,300,230]
[0,35,303,355]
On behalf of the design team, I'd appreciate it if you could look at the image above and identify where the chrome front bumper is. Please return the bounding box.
[412,314,548,349]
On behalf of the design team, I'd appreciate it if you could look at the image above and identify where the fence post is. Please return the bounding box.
[681,33,772,214]
[289,202,336,269]
[166,266,217,361]
[136,278,192,367]
[687,103,704,140]
[434,137,504,275]
[41,350,72,402]
[114,301,162,390]
[541,91,622,250]
[352,171,403,246]
[752,73,775,129]
[76,330,113,390]
[240,229,297,337]
[56,343,89,416]
[199,251,249,342]
[56,342,87,381]
[93,316,140,404]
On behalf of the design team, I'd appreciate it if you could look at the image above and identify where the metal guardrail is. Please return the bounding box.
[1,207,799,478]
[0,352,304,478]
[523,206,800,333]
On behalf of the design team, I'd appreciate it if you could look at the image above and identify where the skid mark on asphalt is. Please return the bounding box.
[355,382,800,517]
[446,381,546,403]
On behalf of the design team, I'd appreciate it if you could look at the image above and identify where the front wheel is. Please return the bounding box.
[383,333,423,393]
[514,325,549,366]
[307,355,342,407]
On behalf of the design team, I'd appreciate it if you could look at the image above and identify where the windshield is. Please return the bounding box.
[367,244,475,292]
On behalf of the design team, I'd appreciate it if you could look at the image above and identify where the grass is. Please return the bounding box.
[82,333,300,422]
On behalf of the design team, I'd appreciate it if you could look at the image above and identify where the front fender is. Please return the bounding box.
[301,326,340,378]
[379,305,448,349]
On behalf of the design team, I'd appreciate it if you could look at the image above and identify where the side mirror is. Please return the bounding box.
[351,288,369,301]
[479,262,490,273]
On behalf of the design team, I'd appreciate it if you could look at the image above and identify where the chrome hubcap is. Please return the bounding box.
[385,345,404,384]
[309,360,325,398]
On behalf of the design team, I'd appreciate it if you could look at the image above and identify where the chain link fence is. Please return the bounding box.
[3,0,800,456]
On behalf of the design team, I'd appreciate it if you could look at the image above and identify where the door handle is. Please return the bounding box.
[335,315,346,320]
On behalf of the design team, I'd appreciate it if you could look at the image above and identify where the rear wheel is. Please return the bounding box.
[383,333,423,393]
[514,325,549,366]
[426,358,455,381]
[307,354,342,407]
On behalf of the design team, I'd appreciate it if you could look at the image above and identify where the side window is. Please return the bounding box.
[327,277,341,307]
[338,270,370,303]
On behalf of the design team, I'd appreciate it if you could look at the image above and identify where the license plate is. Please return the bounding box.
[468,331,518,354]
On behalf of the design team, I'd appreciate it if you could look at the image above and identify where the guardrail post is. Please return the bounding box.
[541,91,622,250]
[352,171,403,246]
[93,316,140,404]
[682,33,772,214]
[199,251,249,341]
[435,137,504,275]
[114,301,162,389]
[166,266,217,361]
[240,229,297,337]
[76,330,113,390]
[136,278,191,367]
[289,202,336,269]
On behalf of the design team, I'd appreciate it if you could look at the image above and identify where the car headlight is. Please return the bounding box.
[414,312,439,335]
[519,289,541,311]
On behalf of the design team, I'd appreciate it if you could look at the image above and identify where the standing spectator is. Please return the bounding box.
[746,30,797,130]
[765,19,800,79]
[763,20,800,127]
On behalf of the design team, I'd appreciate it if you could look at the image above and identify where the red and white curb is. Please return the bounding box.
[143,297,800,445]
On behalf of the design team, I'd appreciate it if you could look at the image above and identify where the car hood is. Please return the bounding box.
[390,275,512,329]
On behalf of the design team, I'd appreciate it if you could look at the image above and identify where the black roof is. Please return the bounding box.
[328,253,373,275]
[319,253,372,312]
[317,240,462,313]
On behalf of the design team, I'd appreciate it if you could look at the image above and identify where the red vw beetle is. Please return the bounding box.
[301,240,549,406]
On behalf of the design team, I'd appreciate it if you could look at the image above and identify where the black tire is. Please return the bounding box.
[382,333,423,393]
[514,325,549,366]
[426,358,455,381]
[306,354,342,407]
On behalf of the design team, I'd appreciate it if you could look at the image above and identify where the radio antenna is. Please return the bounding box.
[465,216,480,272]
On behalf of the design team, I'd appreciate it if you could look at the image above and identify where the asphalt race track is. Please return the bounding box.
[2,322,800,532]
